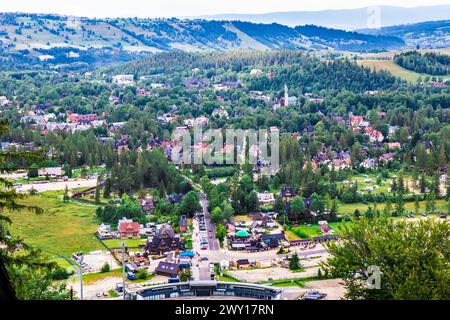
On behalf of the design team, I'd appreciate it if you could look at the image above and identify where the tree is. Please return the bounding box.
[136,268,149,280]
[103,177,112,198]
[210,207,224,224]
[101,262,110,273]
[178,191,201,217]
[222,202,234,222]
[414,196,420,215]
[273,195,285,216]
[63,185,70,203]
[289,253,300,270]
[394,193,405,217]
[215,224,227,246]
[95,188,101,204]
[324,218,449,300]
[0,120,70,300]
[179,269,192,282]
[290,196,305,222]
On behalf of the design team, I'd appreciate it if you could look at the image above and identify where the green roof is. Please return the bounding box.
[236,230,250,237]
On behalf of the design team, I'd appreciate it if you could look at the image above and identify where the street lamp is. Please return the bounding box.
[121,241,126,300]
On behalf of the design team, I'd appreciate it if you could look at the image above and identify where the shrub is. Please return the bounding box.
[101,262,110,273]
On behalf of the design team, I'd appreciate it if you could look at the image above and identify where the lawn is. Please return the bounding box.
[338,199,448,215]
[6,190,103,259]
[260,276,320,288]
[102,239,147,249]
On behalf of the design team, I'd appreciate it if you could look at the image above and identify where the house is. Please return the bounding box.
[281,187,297,203]
[236,259,250,269]
[261,215,276,229]
[360,158,377,169]
[368,130,384,143]
[350,115,364,127]
[67,113,99,124]
[257,191,275,206]
[179,215,188,233]
[97,224,112,239]
[212,108,229,119]
[38,167,63,178]
[0,96,9,107]
[261,233,285,248]
[183,78,208,89]
[66,51,80,58]
[250,69,263,75]
[379,153,395,163]
[118,219,140,239]
[139,196,154,215]
[155,261,180,277]
[387,142,401,150]
[112,75,135,86]
[146,225,182,255]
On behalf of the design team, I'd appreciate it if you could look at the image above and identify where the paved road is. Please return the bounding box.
[199,192,219,251]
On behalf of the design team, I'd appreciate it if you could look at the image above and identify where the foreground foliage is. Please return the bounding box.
[324,217,450,300]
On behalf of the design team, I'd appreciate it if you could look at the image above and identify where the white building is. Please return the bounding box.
[38,167,63,178]
[112,75,135,86]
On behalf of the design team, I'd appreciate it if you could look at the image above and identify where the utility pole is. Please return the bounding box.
[121,241,126,300]
[79,255,84,300]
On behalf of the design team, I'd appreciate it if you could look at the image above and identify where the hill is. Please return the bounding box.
[358,20,450,49]
[0,12,405,70]
[195,5,450,30]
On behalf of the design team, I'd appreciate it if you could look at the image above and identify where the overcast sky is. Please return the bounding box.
[0,0,449,18]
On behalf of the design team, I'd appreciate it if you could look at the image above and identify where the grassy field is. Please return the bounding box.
[357,59,450,83]
[102,239,147,249]
[6,191,102,258]
[356,59,423,83]
[338,199,448,215]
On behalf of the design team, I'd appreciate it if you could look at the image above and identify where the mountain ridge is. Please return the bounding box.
[192,5,450,30]
[0,12,404,54]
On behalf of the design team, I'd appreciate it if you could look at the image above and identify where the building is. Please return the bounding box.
[38,167,63,178]
[155,261,180,277]
[281,187,297,203]
[0,96,9,107]
[236,259,250,269]
[112,75,135,86]
[132,280,282,300]
[67,113,99,124]
[146,225,182,255]
[139,196,155,215]
[257,191,275,206]
[97,224,112,240]
[118,219,140,239]
[179,215,188,233]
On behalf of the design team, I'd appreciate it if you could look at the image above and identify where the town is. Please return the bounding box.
[0,7,449,303]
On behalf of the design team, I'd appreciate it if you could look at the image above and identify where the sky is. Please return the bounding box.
[0,0,450,18]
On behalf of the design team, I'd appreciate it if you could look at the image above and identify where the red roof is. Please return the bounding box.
[118,222,140,234]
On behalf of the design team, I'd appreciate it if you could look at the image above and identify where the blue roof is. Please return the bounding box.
[180,250,195,257]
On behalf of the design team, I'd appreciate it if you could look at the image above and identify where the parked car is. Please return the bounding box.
[127,272,137,280]
[303,290,327,300]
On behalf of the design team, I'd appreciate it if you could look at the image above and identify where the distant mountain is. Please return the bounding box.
[195,5,450,30]
[359,20,450,49]
[0,13,404,57]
